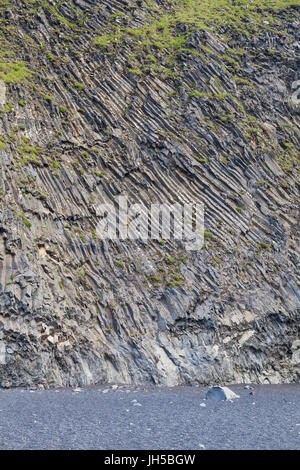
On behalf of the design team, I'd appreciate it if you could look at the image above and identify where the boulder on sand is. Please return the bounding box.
[206,386,240,401]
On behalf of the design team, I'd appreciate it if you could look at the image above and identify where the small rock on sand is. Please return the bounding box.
[206,386,240,401]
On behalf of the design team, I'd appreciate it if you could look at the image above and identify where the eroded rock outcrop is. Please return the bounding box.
[0,0,299,388]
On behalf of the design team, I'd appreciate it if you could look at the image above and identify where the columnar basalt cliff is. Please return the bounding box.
[0,0,299,388]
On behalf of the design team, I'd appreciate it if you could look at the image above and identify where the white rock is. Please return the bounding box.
[200,403,206,407]
[206,386,240,401]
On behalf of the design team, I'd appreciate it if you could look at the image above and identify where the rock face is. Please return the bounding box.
[0,1,299,388]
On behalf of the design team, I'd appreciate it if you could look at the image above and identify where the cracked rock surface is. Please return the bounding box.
[0,1,299,388]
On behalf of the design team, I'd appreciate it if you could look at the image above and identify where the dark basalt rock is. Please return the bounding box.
[0,1,299,389]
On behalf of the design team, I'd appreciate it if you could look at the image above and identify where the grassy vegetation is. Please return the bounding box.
[40,0,77,29]
[16,212,32,228]
[0,0,88,89]
[165,256,176,264]
[92,0,297,77]
[0,0,297,86]
[16,141,44,166]
[116,260,124,268]
[0,61,34,84]
[94,0,298,50]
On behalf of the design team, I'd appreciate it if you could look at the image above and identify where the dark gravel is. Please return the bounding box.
[0,383,299,450]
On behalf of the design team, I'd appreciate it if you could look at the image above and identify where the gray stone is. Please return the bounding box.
[206,386,240,401]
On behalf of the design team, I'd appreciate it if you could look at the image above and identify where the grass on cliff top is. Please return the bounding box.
[94,0,299,51]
